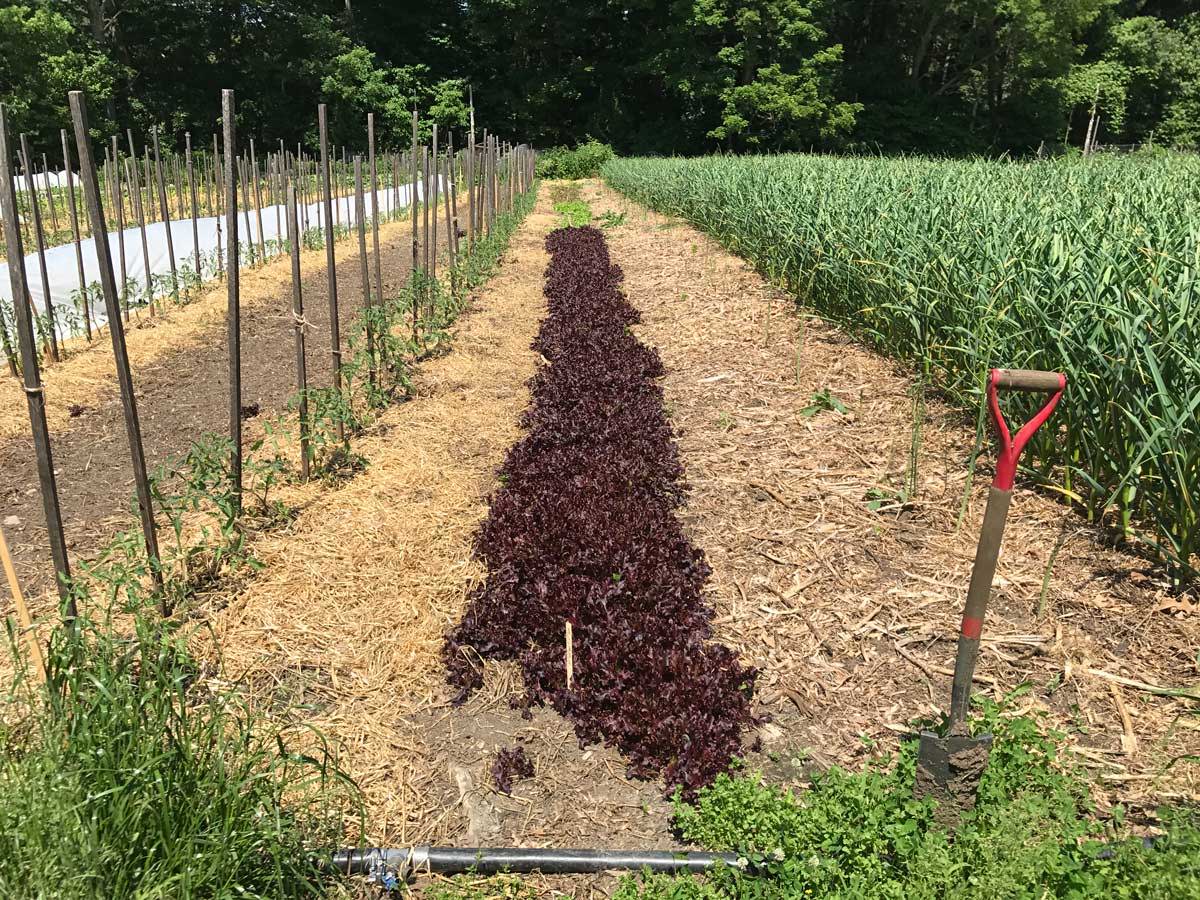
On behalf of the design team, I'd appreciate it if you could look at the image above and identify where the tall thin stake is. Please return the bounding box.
[238,155,253,266]
[63,129,92,338]
[286,182,310,483]
[410,110,419,342]
[186,132,201,282]
[443,150,458,303]
[20,135,60,361]
[317,104,343,439]
[250,138,266,262]
[221,90,243,516]
[111,135,128,318]
[151,127,179,301]
[127,131,153,313]
[41,153,59,235]
[468,91,476,248]
[0,105,74,616]
[355,156,375,389]
[422,146,431,279]
[69,91,164,608]
[368,113,382,306]
[430,125,439,289]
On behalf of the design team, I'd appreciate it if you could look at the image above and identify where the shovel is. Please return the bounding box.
[915,368,1066,827]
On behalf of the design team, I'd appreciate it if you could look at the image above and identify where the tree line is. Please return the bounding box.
[1,0,1195,161]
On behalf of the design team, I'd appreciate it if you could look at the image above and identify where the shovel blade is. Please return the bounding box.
[915,729,993,830]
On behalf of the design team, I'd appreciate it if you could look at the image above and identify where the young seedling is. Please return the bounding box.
[800,388,848,418]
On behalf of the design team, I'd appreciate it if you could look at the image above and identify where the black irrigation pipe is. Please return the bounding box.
[326,846,739,889]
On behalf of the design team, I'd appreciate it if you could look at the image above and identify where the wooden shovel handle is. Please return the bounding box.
[992,369,1065,393]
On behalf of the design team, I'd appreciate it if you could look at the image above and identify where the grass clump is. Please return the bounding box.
[536,139,615,180]
[616,701,1200,899]
[0,602,360,899]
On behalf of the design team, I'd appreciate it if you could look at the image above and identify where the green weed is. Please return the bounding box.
[799,388,848,418]
[617,701,1200,899]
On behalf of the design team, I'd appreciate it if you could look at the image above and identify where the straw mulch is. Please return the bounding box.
[201,193,557,847]
[582,178,1200,816]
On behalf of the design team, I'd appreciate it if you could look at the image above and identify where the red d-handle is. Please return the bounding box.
[988,368,1066,491]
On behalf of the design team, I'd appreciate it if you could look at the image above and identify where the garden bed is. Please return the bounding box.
[445,224,757,796]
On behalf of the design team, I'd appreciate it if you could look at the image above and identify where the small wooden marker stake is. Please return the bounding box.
[565,620,574,690]
[0,526,48,684]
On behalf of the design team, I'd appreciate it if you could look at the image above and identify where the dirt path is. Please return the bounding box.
[205,188,569,848]
[0,213,452,604]
[582,179,1199,814]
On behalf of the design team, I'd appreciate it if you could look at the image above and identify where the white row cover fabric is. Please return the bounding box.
[12,170,76,193]
[2,178,439,333]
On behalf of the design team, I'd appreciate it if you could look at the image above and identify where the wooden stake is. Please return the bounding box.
[186,132,201,281]
[430,125,439,289]
[111,136,128,318]
[125,135,153,312]
[422,146,431,279]
[410,110,419,342]
[468,93,476,248]
[0,105,74,617]
[250,138,266,262]
[129,135,156,314]
[0,526,48,684]
[443,149,458,303]
[238,154,253,266]
[151,127,179,301]
[286,182,310,483]
[317,104,343,439]
[565,620,574,690]
[222,90,243,515]
[20,135,60,362]
[368,113,382,306]
[62,130,92,338]
[355,156,375,389]
[273,143,283,253]
[69,92,164,608]
[41,154,59,235]
[211,133,220,216]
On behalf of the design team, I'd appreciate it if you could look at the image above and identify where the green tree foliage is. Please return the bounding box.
[676,1,860,149]
[1103,13,1200,146]
[0,4,120,147]
[0,0,1196,159]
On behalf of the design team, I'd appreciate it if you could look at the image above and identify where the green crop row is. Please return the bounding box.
[604,153,1200,586]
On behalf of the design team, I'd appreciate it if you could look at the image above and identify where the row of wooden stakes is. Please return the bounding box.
[1,88,535,636]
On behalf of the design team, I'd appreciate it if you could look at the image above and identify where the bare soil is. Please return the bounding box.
[0,213,449,606]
